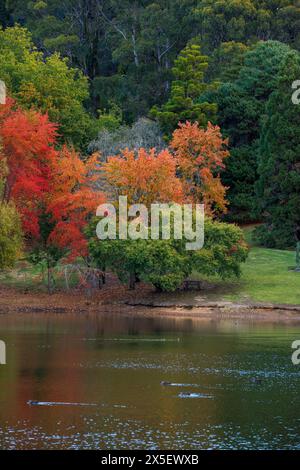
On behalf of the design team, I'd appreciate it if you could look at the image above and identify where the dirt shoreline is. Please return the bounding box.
[1,285,300,322]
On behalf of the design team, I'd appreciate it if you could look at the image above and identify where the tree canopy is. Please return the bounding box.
[0,25,99,148]
[1,0,300,274]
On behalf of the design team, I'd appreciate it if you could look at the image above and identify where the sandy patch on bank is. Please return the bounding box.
[1,284,300,323]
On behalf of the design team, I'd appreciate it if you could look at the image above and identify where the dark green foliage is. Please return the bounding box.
[255,50,300,248]
[7,0,199,122]
[236,40,291,99]
[214,41,293,222]
[195,0,300,53]
[151,42,217,138]
[5,1,300,125]
[0,0,10,27]
[205,42,249,83]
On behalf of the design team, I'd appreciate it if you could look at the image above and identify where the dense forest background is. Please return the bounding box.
[1,0,300,248]
[2,1,300,121]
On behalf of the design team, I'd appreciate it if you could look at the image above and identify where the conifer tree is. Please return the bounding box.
[255,50,300,247]
[151,43,217,138]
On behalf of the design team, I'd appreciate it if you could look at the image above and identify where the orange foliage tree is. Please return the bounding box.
[47,147,106,259]
[102,148,184,206]
[170,121,229,215]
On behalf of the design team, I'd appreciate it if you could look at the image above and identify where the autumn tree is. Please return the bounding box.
[102,147,184,206]
[47,147,106,260]
[27,147,106,292]
[170,121,229,216]
[0,97,105,272]
[0,98,58,238]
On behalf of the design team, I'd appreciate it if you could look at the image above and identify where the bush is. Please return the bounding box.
[0,203,22,269]
[87,217,248,292]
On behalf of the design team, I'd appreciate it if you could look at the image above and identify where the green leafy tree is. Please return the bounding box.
[151,42,217,138]
[0,202,22,269]
[191,219,248,279]
[195,0,300,53]
[0,25,99,148]
[88,236,192,292]
[96,103,123,132]
[6,0,80,61]
[87,217,248,292]
[195,0,258,52]
[255,50,300,248]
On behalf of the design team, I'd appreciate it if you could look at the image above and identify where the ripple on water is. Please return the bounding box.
[1,417,300,450]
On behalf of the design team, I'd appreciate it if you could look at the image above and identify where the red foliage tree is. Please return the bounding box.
[0,98,105,260]
[0,99,58,237]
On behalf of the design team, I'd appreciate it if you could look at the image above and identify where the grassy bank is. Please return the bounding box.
[191,225,300,305]
[223,247,299,305]
[1,237,300,306]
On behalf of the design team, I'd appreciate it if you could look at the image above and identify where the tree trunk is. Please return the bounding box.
[102,265,106,285]
[47,260,52,295]
[2,180,10,203]
[132,28,139,67]
[129,272,136,290]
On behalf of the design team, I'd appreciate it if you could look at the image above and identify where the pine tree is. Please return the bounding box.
[255,50,300,248]
[216,40,292,222]
[151,42,217,138]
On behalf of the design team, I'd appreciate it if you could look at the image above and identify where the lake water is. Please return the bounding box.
[0,311,300,450]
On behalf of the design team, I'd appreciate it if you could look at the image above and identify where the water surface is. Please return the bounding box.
[0,312,299,449]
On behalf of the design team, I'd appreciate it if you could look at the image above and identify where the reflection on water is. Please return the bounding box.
[0,312,300,450]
